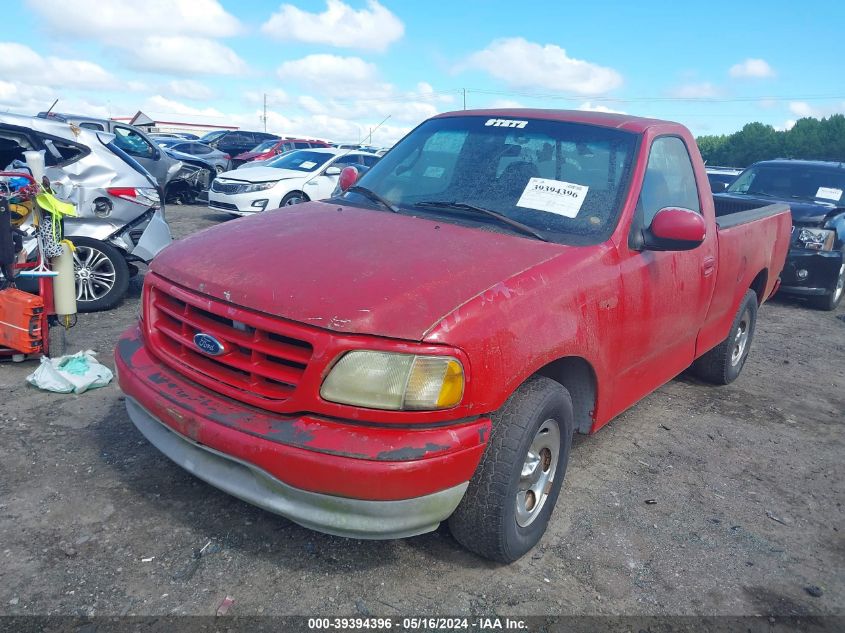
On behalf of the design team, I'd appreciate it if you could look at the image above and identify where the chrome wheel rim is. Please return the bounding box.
[284,195,304,206]
[730,308,751,367]
[516,418,561,528]
[73,246,116,302]
[834,264,844,304]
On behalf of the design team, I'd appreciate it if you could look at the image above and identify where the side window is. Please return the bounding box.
[191,143,212,155]
[42,138,88,166]
[639,136,700,225]
[294,142,310,149]
[79,122,104,131]
[333,155,362,169]
[113,126,156,159]
[361,155,379,167]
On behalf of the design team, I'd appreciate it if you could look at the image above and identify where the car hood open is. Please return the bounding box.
[150,201,565,340]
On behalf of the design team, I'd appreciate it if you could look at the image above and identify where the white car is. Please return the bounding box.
[208,148,379,216]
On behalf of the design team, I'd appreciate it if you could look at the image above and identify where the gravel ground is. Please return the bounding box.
[0,203,843,619]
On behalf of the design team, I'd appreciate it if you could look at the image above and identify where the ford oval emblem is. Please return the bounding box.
[193,332,225,356]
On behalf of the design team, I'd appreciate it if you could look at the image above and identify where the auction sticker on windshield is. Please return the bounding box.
[517,178,589,218]
[816,187,843,202]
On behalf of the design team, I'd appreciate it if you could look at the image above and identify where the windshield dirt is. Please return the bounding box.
[344,115,639,244]
[728,164,845,203]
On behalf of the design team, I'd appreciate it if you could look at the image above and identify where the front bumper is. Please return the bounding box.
[779,248,844,296]
[208,189,270,215]
[115,326,488,539]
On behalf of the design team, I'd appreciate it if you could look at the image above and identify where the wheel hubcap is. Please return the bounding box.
[284,196,303,206]
[73,246,116,302]
[834,264,844,303]
[516,418,561,527]
[730,309,751,367]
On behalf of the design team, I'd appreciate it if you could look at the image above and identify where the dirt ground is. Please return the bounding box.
[0,203,843,619]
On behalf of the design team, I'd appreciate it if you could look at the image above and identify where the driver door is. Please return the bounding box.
[609,135,717,415]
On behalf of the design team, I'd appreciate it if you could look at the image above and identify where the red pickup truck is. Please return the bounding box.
[116,110,790,562]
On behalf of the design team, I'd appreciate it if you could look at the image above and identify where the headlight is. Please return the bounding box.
[320,351,464,411]
[795,227,835,251]
[243,181,278,193]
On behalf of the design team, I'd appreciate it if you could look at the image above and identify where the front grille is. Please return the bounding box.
[210,180,247,194]
[208,200,240,212]
[146,277,313,406]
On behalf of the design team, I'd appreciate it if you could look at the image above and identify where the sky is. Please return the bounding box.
[2,0,844,145]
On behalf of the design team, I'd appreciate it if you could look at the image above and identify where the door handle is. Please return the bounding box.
[702,256,716,277]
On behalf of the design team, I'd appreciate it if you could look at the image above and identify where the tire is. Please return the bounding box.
[281,191,309,207]
[215,165,225,175]
[807,260,844,311]
[448,376,574,563]
[70,237,130,312]
[691,289,758,384]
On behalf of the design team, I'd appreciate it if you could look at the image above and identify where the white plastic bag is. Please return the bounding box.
[26,350,114,394]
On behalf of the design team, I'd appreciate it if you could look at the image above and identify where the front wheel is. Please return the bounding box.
[71,237,130,312]
[808,261,844,311]
[448,376,573,563]
[281,191,309,207]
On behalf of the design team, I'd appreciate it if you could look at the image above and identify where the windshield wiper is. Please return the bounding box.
[347,185,399,213]
[414,201,550,242]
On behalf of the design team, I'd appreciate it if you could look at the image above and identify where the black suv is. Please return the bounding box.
[715,159,845,310]
[200,130,279,157]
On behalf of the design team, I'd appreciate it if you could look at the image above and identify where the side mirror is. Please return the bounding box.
[644,207,706,251]
[710,181,728,193]
[339,165,359,192]
[324,166,341,177]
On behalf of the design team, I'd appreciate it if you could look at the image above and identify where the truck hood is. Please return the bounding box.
[150,201,564,340]
[717,192,844,225]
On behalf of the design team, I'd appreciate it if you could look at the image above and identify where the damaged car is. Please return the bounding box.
[1,113,171,311]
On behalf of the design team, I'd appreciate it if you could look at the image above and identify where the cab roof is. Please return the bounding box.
[434,108,675,134]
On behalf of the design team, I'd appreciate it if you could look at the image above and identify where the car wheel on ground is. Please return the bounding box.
[808,258,844,311]
[448,376,573,563]
[71,237,130,312]
[281,191,309,206]
[215,165,225,175]
[691,289,758,384]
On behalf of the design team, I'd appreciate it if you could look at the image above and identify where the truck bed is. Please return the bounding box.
[696,198,792,356]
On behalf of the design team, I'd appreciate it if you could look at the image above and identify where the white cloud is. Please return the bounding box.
[244,89,289,106]
[143,96,225,119]
[261,0,404,52]
[460,38,622,95]
[166,80,214,101]
[129,37,249,76]
[26,0,245,77]
[668,82,721,98]
[277,54,387,96]
[577,101,626,114]
[788,101,845,119]
[776,120,797,132]
[26,0,241,39]
[729,58,775,79]
[0,42,118,89]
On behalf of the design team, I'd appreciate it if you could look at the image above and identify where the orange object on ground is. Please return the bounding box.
[0,288,44,354]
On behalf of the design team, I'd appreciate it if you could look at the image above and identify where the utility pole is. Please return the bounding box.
[263,93,267,132]
[462,88,466,110]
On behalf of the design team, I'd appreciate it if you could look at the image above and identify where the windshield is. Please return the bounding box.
[266,150,331,172]
[344,116,640,244]
[200,130,227,143]
[728,163,845,203]
[250,139,278,153]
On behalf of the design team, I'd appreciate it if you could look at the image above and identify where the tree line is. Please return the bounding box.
[696,114,845,168]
